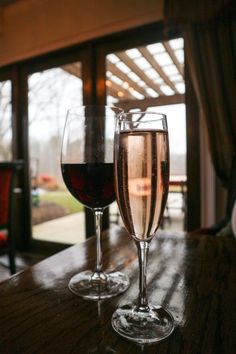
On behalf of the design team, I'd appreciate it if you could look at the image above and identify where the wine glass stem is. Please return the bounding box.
[93,209,104,274]
[136,241,149,310]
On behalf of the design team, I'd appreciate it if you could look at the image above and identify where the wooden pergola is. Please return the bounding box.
[62,38,185,110]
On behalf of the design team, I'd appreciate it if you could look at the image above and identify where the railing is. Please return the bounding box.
[110,175,187,231]
[162,175,187,229]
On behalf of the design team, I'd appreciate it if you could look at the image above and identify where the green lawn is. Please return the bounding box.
[40,191,84,214]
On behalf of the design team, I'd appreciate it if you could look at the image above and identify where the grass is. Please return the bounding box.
[40,191,84,214]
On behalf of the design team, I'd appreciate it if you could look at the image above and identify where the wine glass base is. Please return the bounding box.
[68,270,130,300]
[111,304,174,344]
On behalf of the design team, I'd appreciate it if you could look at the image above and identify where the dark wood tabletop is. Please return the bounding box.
[0,226,236,354]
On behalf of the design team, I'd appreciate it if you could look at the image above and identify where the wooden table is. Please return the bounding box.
[0,226,236,354]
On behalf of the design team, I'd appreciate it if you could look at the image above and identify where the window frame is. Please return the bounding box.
[0,22,201,253]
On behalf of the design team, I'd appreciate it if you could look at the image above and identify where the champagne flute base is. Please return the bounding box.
[68,270,129,300]
[111,303,174,344]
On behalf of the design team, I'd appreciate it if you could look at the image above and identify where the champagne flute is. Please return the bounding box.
[112,111,174,343]
[61,105,129,300]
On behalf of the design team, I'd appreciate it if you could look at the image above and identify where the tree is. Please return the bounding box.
[0,66,82,166]
[0,81,12,160]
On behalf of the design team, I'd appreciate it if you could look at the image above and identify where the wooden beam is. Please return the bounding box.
[61,63,82,78]
[12,65,32,251]
[106,87,118,99]
[107,61,148,97]
[117,93,185,111]
[106,80,134,100]
[163,42,184,77]
[138,47,178,93]
[115,52,163,96]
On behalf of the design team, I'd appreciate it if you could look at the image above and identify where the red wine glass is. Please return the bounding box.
[112,112,174,342]
[61,106,129,300]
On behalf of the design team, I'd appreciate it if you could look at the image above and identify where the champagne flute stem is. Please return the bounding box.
[93,209,104,274]
[136,241,149,310]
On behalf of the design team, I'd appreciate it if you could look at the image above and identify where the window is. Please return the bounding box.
[28,63,85,244]
[0,80,12,161]
[105,38,186,231]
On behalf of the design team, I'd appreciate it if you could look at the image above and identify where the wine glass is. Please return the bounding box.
[61,105,129,300]
[111,111,174,343]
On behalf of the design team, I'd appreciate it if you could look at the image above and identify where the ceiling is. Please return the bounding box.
[0,0,18,6]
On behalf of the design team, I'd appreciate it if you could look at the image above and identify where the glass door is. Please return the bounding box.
[105,38,187,231]
[28,61,85,245]
[0,79,12,161]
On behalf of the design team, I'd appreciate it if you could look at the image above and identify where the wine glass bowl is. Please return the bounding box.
[61,105,129,300]
[112,111,174,343]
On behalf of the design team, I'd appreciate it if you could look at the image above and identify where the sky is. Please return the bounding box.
[147,104,186,155]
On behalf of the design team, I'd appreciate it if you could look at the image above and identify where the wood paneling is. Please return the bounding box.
[0,0,163,67]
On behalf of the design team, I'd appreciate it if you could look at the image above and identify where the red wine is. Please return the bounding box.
[115,130,169,241]
[61,163,116,209]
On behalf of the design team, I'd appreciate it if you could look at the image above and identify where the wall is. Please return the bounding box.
[0,0,163,67]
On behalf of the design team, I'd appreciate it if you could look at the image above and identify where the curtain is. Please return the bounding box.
[164,0,236,188]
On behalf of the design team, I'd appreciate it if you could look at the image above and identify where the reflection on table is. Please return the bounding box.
[0,226,235,353]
